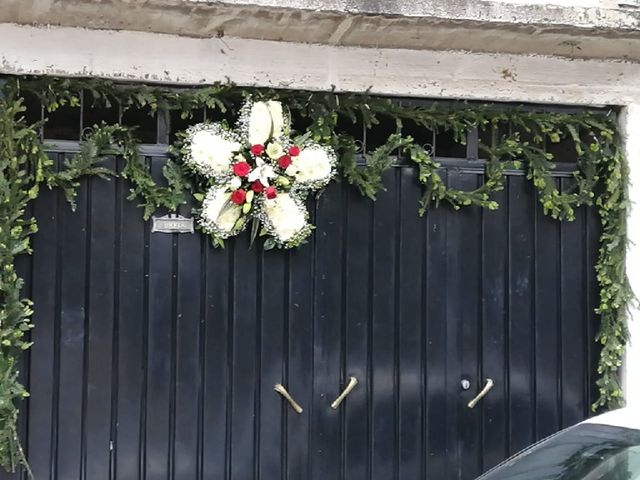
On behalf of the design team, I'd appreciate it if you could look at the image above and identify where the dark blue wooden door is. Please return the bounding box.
[4,154,600,480]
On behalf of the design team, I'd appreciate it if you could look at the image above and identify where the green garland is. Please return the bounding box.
[0,93,38,477]
[0,76,632,474]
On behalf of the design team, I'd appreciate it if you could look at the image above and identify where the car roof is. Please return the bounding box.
[582,407,640,431]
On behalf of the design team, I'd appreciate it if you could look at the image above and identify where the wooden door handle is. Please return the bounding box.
[467,378,494,409]
[274,384,303,414]
[331,376,358,409]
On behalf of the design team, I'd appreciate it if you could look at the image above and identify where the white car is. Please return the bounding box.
[476,408,640,479]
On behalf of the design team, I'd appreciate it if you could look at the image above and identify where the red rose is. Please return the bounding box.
[250,144,265,155]
[265,186,277,199]
[288,145,300,156]
[251,180,264,193]
[233,161,251,177]
[231,189,246,205]
[278,155,292,169]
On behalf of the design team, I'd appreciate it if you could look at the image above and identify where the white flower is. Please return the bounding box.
[247,101,285,145]
[229,177,242,190]
[288,146,334,184]
[248,102,272,145]
[200,186,242,237]
[188,128,241,177]
[247,157,277,187]
[267,101,284,138]
[266,142,284,159]
[285,165,298,176]
[263,193,308,242]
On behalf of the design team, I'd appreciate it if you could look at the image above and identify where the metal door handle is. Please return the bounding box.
[274,384,303,414]
[467,378,494,409]
[331,376,358,409]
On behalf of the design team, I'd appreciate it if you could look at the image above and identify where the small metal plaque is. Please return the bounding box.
[151,214,195,234]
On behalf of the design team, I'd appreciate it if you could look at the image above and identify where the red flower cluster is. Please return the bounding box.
[231,189,246,205]
[288,145,300,156]
[233,161,251,177]
[250,144,265,155]
[277,145,300,169]
[278,155,292,169]
[229,144,301,206]
[265,186,277,199]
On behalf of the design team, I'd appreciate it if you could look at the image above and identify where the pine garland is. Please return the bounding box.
[0,76,632,474]
[0,93,41,477]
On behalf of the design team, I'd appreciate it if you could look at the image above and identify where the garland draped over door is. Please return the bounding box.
[0,76,631,475]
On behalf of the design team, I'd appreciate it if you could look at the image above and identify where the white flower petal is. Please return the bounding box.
[263,193,308,242]
[187,126,241,178]
[248,162,277,187]
[229,177,242,190]
[290,146,334,184]
[266,142,284,159]
[248,102,273,146]
[200,186,242,237]
[263,165,276,178]
[285,165,299,176]
[267,101,284,138]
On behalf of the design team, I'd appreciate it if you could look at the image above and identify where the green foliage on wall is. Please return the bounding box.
[0,75,632,475]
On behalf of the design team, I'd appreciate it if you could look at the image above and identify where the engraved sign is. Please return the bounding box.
[151,214,195,234]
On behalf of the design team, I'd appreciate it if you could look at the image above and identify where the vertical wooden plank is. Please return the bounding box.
[369,169,397,480]
[228,231,259,479]
[533,182,561,439]
[310,181,344,480]
[201,245,230,479]
[286,230,313,480]
[25,154,60,480]
[452,172,482,480]
[397,167,424,480]
[343,185,371,480]
[114,159,147,480]
[144,156,173,480]
[173,203,202,480]
[424,170,448,480]
[443,172,462,480]
[256,249,286,479]
[506,175,535,455]
[559,178,587,427]
[56,154,88,480]
[84,158,116,480]
[480,184,508,472]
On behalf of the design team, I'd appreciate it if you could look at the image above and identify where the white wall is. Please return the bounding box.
[622,105,640,408]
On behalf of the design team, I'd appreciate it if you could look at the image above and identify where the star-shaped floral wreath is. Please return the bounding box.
[182,100,337,248]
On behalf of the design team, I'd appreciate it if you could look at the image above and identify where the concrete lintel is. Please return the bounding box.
[196,0,640,31]
[1,23,640,107]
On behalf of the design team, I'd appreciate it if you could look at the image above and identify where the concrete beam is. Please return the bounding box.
[194,0,640,30]
[1,23,640,106]
[0,0,639,61]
